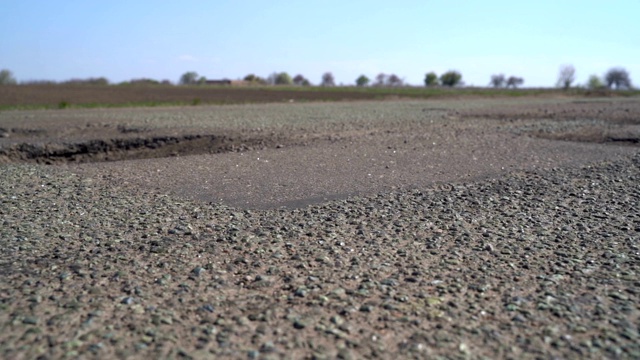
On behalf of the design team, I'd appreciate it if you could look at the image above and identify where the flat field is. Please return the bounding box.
[1,95,639,359]
[2,84,637,110]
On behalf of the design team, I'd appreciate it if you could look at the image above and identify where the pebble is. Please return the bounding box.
[121,297,134,305]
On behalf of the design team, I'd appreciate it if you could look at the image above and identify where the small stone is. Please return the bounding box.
[192,267,205,277]
[121,297,134,305]
[141,335,153,344]
[260,341,276,353]
[330,315,345,326]
[88,342,104,354]
[312,351,330,360]
[236,316,250,326]
[608,292,628,301]
[381,278,399,287]
[199,304,215,313]
[294,287,308,297]
[293,319,307,329]
[331,288,346,298]
[426,297,441,306]
[59,272,71,281]
[337,348,354,360]
[22,317,39,325]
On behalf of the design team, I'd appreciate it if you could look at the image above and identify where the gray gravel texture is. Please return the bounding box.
[66,99,640,208]
[1,98,640,359]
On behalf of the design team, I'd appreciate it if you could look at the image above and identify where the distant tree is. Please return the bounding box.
[20,79,57,85]
[180,71,199,85]
[605,67,632,89]
[424,72,438,87]
[293,74,306,86]
[129,78,160,85]
[161,79,172,85]
[198,76,207,85]
[63,77,109,85]
[440,71,462,87]
[557,64,576,89]
[374,73,387,87]
[273,72,292,85]
[356,75,370,87]
[301,79,311,86]
[0,69,17,85]
[386,74,403,87]
[490,74,506,88]
[506,76,524,88]
[244,74,267,84]
[587,74,605,89]
[321,72,335,86]
[94,77,110,85]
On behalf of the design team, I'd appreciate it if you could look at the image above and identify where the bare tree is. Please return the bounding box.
[374,73,387,87]
[293,74,307,86]
[506,76,524,88]
[386,74,403,87]
[605,67,632,89]
[267,72,277,85]
[557,65,576,89]
[321,72,335,86]
[490,74,506,88]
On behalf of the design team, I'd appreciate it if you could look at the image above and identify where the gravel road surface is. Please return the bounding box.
[1,98,639,359]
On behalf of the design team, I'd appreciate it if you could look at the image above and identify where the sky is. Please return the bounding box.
[1,0,639,87]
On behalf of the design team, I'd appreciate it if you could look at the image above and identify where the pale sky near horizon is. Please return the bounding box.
[1,1,639,87]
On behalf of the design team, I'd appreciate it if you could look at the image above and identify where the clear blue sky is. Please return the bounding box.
[2,0,639,87]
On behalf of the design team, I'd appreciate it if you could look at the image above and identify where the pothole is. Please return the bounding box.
[531,125,640,146]
[0,133,283,164]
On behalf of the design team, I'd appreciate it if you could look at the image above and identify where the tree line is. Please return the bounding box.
[554,65,632,90]
[0,67,634,89]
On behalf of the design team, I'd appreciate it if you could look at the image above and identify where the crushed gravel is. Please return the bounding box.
[1,98,639,359]
[2,153,639,359]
